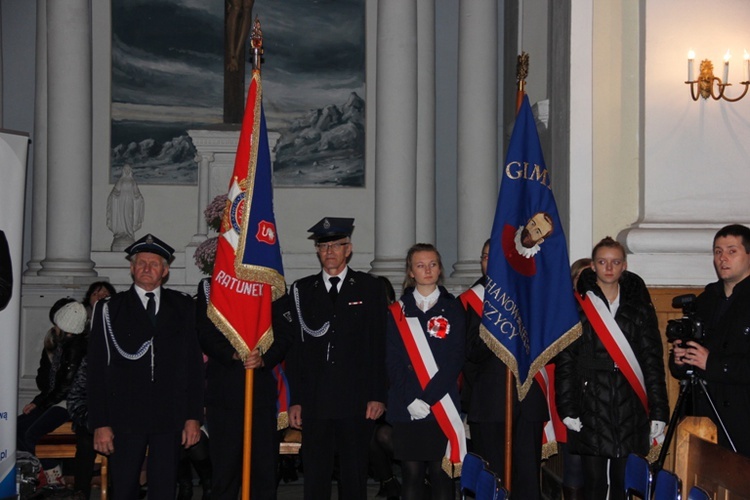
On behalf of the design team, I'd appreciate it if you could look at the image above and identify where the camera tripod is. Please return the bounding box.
[653,370,737,473]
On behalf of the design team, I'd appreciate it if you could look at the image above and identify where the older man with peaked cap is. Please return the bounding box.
[88,233,205,498]
[285,217,388,500]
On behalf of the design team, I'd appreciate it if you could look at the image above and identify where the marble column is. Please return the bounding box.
[25,0,48,276]
[371,0,419,281]
[39,0,95,277]
[451,0,499,278]
[415,0,436,245]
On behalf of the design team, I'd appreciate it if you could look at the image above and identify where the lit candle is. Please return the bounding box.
[744,49,749,82]
[723,50,731,83]
[688,50,695,81]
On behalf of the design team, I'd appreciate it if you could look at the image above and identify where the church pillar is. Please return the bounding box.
[371,0,418,281]
[25,0,48,276]
[39,0,95,276]
[415,0,436,245]
[451,0,499,278]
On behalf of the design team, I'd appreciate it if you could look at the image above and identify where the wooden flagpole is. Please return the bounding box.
[241,21,264,500]
[504,50,530,491]
[241,369,255,500]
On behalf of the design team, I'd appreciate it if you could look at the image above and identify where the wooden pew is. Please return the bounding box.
[35,421,108,499]
[674,416,750,499]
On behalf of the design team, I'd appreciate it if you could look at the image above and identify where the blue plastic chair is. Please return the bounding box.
[687,485,711,500]
[653,468,682,500]
[476,467,501,500]
[624,453,652,499]
[460,452,487,499]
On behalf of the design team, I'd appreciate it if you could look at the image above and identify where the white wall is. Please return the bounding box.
[619,0,750,285]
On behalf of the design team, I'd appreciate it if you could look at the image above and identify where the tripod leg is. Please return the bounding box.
[654,379,691,473]
[694,378,738,453]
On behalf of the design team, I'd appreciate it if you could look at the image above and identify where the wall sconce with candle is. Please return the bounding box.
[685,49,750,101]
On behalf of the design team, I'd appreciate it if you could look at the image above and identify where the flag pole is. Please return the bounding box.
[240,19,265,500]
[503,50,530,491]
[242,368,255,500]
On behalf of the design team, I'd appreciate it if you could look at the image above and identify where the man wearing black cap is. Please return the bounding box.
[88,233,205,499]
[286,217,387,499]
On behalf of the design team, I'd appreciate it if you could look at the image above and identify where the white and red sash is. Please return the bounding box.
[459,283,484,316]
[534,365,562,458]
[389,301,467,477]
[576,291,649,413]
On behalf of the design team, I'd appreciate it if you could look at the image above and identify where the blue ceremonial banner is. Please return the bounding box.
[481,95,581,400]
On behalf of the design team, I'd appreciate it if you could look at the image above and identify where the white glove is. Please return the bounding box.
[563,416,583,432]
[650,420,666,439]
[407,398,430,420]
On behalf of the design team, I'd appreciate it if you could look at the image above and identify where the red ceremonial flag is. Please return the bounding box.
[208,68,285,358]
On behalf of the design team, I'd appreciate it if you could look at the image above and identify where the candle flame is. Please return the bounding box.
[688,50,695,60]
[724,50,731,62]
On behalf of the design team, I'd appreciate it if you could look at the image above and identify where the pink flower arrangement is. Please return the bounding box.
[194,194,227,275]
[194,236,218,276]
[204,194,228,232]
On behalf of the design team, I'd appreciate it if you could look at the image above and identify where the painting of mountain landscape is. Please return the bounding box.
[111,0,366,187]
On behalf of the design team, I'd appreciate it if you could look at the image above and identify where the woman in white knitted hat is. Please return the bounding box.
[17,299,89,487]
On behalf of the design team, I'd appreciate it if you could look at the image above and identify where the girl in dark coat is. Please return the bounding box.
[386,243,465,500]
[17,299,88,485]
[555,237,669,500]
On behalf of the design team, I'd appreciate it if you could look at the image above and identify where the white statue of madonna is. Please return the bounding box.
[107,164,145,251]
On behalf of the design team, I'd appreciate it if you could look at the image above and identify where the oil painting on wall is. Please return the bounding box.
[110,0,366,187]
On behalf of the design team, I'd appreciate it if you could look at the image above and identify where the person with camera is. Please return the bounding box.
[670,224,750,458]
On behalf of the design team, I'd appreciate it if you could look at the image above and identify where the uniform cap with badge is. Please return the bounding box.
[307,217,355,243]
[124,233,175,262]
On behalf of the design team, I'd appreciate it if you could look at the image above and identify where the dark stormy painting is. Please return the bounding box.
[110,0,366,187]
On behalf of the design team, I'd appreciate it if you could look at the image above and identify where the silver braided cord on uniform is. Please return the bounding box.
[103,302,155,381]
[292,282,329,340]
[202,279,211,305]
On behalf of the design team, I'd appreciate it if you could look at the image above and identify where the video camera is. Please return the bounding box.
[666,294,704,346]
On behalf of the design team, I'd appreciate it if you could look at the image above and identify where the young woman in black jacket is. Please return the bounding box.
[555,237,669,500]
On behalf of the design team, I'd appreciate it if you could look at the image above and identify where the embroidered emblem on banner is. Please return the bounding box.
[256,220,277,245]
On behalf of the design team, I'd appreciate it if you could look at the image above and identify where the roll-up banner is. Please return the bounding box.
[0,129,30,498]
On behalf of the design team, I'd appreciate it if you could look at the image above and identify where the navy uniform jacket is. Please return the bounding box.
[386,287,465,423]
[87,286,204,434]
[286,269,387,419]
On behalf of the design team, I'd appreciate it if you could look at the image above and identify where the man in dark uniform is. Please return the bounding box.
[286,217,387,499]
[196,277,294,499]
[88,234,205,498]
[462,239,548,499]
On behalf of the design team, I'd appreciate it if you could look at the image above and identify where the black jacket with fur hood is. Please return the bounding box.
[555,269,669,458]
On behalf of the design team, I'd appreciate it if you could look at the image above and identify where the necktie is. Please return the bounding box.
[328,277,340,303]
[146,292,157,325]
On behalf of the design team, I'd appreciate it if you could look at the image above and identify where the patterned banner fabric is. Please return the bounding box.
[208,70,285,359]
[481,94,581,400]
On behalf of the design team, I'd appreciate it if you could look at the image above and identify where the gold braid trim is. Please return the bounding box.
[235,264,286,302]
[541,441,559,460]
[277,411,289,431]
[441,457,462,478]
[479,321,582,400]
[207,302,274,362]
[646,443,662,464]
